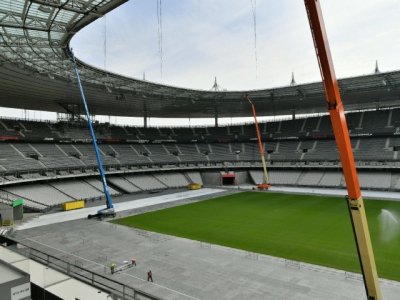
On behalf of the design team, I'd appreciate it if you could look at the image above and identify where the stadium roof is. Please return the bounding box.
[1,0,400,119]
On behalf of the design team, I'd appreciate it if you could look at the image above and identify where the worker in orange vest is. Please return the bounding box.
[131,258,137,266]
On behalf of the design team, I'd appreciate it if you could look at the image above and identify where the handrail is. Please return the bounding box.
[7,242,163,300]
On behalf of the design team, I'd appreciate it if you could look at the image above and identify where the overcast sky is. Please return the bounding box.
[72,0,400,92]
[4,0,400,125]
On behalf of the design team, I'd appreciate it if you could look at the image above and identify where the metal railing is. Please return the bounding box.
[3,105,400,129]
[8,243,163,300]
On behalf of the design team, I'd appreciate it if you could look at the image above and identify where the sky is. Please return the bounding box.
[71,0,400,90]
[3,0,400,126]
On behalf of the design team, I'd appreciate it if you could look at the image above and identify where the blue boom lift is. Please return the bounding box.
[68,48,116,220]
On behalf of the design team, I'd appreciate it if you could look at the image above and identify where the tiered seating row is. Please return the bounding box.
[249,170,392,190]
[108,177,141,193]
[153,173,189,188]
[84,178,121,196]
[1,108,399,141]
[50,181,105,200]
[124,174,166,191]
[0,137,396,175]
[186,171,203,185]
[3,184,73,206]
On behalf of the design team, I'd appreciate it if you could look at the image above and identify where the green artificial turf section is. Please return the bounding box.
[111,192,400,281]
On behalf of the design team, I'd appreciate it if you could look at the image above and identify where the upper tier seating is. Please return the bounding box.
[171,127,194,138]
[18,120,59,138]
[0,108,397,174]
[145,144,180,164]
[1,108,398,142]
[177,144,208,162]
[0,143,23,158]
[0,136,396,173]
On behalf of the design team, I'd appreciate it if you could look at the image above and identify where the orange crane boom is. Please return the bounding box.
[243,93,270,190]
[304,1,381,299]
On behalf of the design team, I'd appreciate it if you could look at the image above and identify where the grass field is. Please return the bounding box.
[111,192,400,281]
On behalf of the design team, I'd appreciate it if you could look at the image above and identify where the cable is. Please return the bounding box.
[250,0,258,80]
[161,0,163,79]
[157,0,163,80]
[103,15,107,70]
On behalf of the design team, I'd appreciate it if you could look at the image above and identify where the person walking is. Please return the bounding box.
[131,258,137,266]
[110,263,115,274]
[147,270,153,282]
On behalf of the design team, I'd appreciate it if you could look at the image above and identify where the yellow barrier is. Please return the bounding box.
[1,220,13,226]
[62,200,85,211]
[188,184,202,190]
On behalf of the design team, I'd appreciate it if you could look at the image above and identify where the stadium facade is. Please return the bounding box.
[1,1,400,299]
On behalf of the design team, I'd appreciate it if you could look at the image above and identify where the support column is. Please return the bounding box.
[214,102,219,127]
[143,99,148,128]
[291,108,296,120]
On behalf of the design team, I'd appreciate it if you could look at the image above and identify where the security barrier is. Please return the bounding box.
[62,200,85,211]
[188,183,202,190]
[5,241,162,300]
[1,220,13,226]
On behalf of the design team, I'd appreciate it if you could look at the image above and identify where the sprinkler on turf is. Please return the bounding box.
[378,209,399,243]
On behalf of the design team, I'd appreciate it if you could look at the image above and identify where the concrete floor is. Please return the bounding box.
[12,187,400,300]
[17,188,227,230]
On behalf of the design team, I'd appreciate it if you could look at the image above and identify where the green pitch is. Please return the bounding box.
[111,192,400,281]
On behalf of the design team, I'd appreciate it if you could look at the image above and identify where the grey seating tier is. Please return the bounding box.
[108,177,141,193]
[50,180,105,200]
[124,174,167,191]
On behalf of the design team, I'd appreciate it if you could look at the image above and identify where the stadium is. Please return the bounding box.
[0,1,400,300]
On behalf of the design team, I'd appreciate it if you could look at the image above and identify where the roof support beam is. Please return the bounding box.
[29,0,103,17]
[0,34,64,48]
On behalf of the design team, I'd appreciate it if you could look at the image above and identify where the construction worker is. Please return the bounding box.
[147,270,153,282]
[131,258,137,266]
[110,263,116,274]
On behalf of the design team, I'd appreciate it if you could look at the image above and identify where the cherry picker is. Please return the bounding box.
[304,1,381,298]
[243,93,270,190]
[68,48,116,221]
